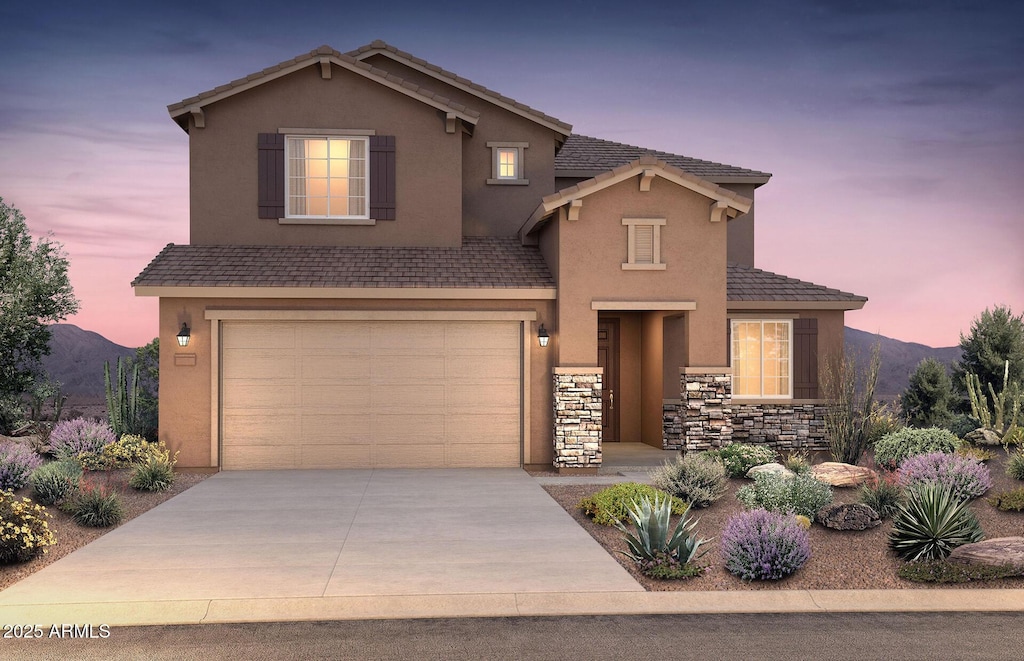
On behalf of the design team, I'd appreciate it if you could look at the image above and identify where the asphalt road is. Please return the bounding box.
[5,612,1024,660]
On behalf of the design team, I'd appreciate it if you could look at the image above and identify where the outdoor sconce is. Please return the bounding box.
[176,323,191,347]
[537,324,550,348]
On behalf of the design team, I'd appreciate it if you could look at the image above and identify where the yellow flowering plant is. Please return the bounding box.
[0,490,56,564]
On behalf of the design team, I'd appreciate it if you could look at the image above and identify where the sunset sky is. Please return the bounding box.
[2,0,1021,349]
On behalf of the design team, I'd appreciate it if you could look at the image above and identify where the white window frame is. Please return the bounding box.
[486,141,529,185]
[283,133,371,224]
[730,319,794,399]
[621,217,666,270]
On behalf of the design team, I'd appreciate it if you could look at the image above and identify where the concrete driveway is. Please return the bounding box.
[0,469,641,606]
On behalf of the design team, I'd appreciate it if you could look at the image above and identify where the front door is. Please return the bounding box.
[597,319,620,442]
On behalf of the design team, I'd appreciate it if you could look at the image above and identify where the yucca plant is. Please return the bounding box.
[614,493,710,568]
[888,483,983,561]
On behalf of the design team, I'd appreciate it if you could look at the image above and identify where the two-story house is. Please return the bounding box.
[133,41,866,472]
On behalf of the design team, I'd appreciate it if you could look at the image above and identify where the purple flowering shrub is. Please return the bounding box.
[897,451,992,502]
[48,418,115,459]
[720,509,811,581]
[0,442,44,490]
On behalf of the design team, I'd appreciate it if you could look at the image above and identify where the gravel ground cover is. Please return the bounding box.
[543,450,1024,591]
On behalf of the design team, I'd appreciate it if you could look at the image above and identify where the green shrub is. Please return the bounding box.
[888,484,983,561]
[858,473,904,519]
[782,449,812,475]
[578,483,687,526]
[987,488,1024,511]
[898,559,1018,583]
[946,414,981,439]
[649,453,727,508]
[701,443,777,478]
[128,455,175,492]
[1006,449,1024,481]
[29,459,83,505]
[614,493,709,579]
[735,472,834,521]
[1005,426,1024,446]
[62,479,124,528]
[873,427,961,469]
[0,490,56,564]
[78,434,172,471]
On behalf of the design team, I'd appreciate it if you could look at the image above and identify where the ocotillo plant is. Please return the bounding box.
[105,357,141,437]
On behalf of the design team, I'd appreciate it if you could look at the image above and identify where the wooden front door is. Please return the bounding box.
[597,319,620,442]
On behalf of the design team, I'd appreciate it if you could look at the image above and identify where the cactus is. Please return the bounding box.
[966,362,1022,435]
[105,357,141,437]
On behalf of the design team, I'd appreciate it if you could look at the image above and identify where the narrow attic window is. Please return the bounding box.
[622,217,666,270]
[486,142,529,185]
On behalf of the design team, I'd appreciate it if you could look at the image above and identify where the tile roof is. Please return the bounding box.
[346,40,572,134]
[727,263,867,303]
[167,45,480,128]
[556,134,771,180]
[132,238,554,289]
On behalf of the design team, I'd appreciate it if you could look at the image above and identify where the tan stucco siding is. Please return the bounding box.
[722,183,757,267]
[158,296,556,469]
[188,65,463,247]
[358,55,559,238]
[555,176,729,366]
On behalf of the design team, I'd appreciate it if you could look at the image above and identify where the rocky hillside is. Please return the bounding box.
[844,327,961,401]
[40,324,135,397]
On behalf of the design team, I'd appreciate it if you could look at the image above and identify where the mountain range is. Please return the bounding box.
[37,324,961,400]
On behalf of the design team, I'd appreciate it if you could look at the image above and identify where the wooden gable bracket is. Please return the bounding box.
[709,200,730,223]
[639,168,656,192]
[188,106,205,129]
[319,57,332,79]
[568,198,583,221]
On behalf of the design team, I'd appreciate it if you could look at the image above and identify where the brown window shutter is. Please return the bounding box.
[369,135,396,220]
[793,318,819,398]
[258,133,285,219]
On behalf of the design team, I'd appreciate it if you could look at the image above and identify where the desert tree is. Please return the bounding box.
[901,357,954,428]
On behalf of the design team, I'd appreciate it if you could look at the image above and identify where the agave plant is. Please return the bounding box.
[888,483,984,561]
[614,493,710,566]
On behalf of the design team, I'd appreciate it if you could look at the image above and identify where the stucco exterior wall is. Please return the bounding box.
[359,55,559,238]
[722,183,757,267]
[188,65,463,247]
[159,296,556,469]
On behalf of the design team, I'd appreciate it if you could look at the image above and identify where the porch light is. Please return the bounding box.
[177,323,191,347]
[537,324,550,348]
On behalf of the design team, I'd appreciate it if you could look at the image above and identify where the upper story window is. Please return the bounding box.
[621,217,666,270]
[731,319,793,399]
[286,136,368,219]
[486,141,529,185]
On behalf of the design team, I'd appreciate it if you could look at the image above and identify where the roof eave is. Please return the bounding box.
[727,300,868,311]
[556,168,772,187]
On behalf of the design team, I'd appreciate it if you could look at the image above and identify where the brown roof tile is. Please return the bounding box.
[556,134,770,180]
[132,238,554,290]
[727,263,867,303]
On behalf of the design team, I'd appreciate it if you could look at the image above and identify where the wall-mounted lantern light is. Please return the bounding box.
[177,323,191,347]
[537,324,550,348]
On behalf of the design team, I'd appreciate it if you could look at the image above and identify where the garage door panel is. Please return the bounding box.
[300,414,372,442]
[447,414,519,442]
[223,382,297,409]
[299,445,372,469]
[374,443,445,468]
[374,413,444,440]
[223,445,298,470]
[447,383,520,412]
[446,353,519,381]
[300,354,370,380]
[447,444,519,468]
[372,384,444,410]
[372,324,444,349]
[223,413,298,444]
[224,324,296,349]
[300,385,372,410]
[371,355,446,383]
[223,351,296,379]
[447,323,519,349]
[301,323,371,349]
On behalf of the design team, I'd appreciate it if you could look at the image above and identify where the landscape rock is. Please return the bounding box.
[948,537,1024,575]
[963,428,1003,446]
[745,463,794,479]
[817,503,881,530]
[811,462,877,487]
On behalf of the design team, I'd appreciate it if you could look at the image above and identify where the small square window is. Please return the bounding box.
[621,217,666,270]
[486,142,529,185]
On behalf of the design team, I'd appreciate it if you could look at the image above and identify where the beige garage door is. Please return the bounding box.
[220,320,522,469]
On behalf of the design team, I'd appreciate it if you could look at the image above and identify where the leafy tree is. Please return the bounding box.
[901,358,954,428]
[953,306,1024,396]
[0,198,79,431]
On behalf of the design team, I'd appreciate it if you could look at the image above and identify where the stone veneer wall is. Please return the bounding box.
[552,369,602,469]
[731,403,829,450]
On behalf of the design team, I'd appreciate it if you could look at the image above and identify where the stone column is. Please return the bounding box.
[552,367,603,473]
[682,367,733,451]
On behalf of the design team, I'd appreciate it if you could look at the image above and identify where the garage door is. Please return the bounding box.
[220,320,521,469]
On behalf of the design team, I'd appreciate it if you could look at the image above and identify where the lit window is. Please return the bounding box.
[621,217,666,270]
[286,136,367,218]
[731,319,792,398]
[486,142,529,185]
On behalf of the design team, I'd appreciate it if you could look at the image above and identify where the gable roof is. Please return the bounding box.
[347,40,572,137]
[167,45,480,132]
[132,238,555,296]
[727,262,867,310]
[556,134,771,183]
[521,156,754,238]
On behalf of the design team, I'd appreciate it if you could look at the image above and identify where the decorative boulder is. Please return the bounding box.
[745,463,794,479]
[816,503,881,531]
[964,428,1003,446]
[811,462,877,487]
[948,537,1024,575]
